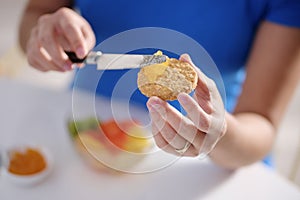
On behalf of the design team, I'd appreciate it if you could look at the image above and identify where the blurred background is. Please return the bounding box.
[1,0,300,186]
[0,0,73,89]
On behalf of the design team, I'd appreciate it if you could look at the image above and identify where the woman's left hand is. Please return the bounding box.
[147,54,227,157]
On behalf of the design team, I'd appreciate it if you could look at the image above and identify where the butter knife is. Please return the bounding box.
[65,51,167,70]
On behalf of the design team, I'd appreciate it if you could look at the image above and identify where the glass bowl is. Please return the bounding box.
[67,116,154,173]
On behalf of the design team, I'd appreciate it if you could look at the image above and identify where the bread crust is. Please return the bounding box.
[137,58,198,101]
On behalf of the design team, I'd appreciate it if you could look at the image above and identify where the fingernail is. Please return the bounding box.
[148,102,161,112]
[147,98,161,112]
[178,93,188,105]
[76,47,86,58]
[151,103,161,110]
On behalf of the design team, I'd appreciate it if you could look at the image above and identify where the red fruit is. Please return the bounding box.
[100,120,128,149]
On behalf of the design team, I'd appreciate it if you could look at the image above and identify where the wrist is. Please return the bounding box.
[207,112,241,169]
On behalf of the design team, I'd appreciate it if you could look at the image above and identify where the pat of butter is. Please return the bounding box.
[142,50,169,82]
[143,62,168,82]
[154,50,163,56]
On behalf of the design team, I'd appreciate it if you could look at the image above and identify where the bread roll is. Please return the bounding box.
[137,57,198,101]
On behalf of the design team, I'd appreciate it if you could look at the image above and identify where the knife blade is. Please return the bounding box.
[65,51,167,70]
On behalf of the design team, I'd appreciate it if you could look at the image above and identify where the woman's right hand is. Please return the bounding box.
[26,7,95,72]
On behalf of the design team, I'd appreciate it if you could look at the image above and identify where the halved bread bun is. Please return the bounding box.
[137,58,198,101]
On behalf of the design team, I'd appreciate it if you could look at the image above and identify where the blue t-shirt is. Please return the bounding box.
[72,0,300,166]
[73,0,300,113]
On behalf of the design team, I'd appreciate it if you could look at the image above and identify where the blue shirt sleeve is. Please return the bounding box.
[266,0,300,28]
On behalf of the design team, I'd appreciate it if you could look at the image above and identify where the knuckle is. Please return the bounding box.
[65,27,83,46]
[155,120,166,132]
[64,22,75,30]
[71,37,82,48]
[38,36,49,45]
[37,14,50,25]
[181,119,195,130]
[192,131,205,150]
[182,123,193,133]
[38,31,52,45]
[56,7,70,17]
[155,139,166,149]
[163,130,175,141]
[199,115,210,131]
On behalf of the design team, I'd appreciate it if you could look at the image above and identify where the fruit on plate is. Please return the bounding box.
[100,119,149,153]
[68,118,151,172]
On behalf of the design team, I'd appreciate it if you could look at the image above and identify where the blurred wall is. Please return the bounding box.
[0,0,73,89]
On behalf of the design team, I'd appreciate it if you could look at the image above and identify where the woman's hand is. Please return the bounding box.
[147,54,227,157]
[26,7,95,72]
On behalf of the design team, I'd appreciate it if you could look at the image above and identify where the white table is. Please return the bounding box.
[0,78,300,200]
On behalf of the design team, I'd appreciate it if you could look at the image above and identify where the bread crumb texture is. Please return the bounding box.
[137,58,198,101]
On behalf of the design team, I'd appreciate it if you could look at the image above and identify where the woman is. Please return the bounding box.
[19,0,300,169]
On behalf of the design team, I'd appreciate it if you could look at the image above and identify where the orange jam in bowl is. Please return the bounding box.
[3,145,53,186]
[8,148,47,175]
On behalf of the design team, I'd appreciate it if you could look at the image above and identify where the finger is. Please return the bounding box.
[179,54,213,112]
[57,17,86,58]
[28,51,64,72]
[32,47,66,72]
[81,24,96,50]
[178,93,211,133]
[28,45,66,72]
[55,34,73,51]
[27,29,66,72]
[37,17,71,70]
[54,34,83,69]
[152,123,196,156]
[149,106,189,150]
[151,122,168,149]
[27,56,48,72]
[39,47,68,72]
[147,97,204,145]
[193,92,213,115]
[39,38,71,71]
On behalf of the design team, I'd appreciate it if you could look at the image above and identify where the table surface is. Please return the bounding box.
[0,78,300,200]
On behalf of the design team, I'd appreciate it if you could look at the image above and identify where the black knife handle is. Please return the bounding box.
[65,51,86,63]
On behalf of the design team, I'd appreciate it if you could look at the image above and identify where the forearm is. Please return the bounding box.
[209,112,275,169]
[209,22,300,169]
